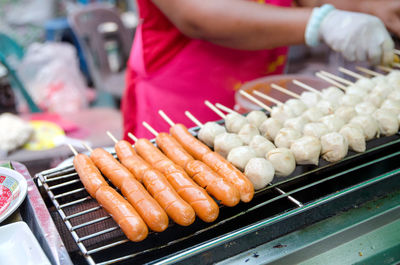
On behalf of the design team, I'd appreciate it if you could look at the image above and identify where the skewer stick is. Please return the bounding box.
[319,70,354,85]
[67,144,78,156]
[377,65,393,72]
[292,80,322,96]
[106,131,118,144]
[204,100,226,119]
[238,90,272,112]
[142,121,159,137]
[158,110,176,126]
[338,67,365,79]
[270,83,300,99]
[393,49,400,56]
[159,110,177,127]
[315,72,347,91]
[215,103,238,114]
[185,111,203,127]
[253,90,283,105]
[82,143,93,153]
[128,133,138,143]
[392,62,400,68]
[355,66,383,76]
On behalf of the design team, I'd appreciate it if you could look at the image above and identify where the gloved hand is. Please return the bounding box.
[306,5,394,65]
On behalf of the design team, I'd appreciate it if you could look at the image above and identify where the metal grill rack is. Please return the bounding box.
[36,133,400,265]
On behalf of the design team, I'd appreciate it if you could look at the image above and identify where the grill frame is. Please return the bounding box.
[36,131,400,265]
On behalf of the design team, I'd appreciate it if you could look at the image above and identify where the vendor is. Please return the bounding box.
[122,0,397,139]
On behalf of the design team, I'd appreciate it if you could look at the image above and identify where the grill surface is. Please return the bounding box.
[36,132,400,265]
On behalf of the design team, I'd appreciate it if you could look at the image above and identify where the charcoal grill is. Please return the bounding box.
[35,129,400,265]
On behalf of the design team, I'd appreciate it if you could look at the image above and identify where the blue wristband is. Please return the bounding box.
[305,4,335,47]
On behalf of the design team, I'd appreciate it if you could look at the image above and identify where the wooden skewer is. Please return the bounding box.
[158,110,177,127]
[392,62,400,68]
[315,72,347,91]
[253,90,283,105]
[142,121,159,136]
[204,100,226,119]
[355,66,383,77]
[270,83,300,99]
[67,144,78,156]
[215,103,238,114]
[393,49,400,56]
[338,67,365,79]
[82,142,93,153]
[185,111,203,127]
[158,110,176,126]
[377,65,393,72]
[128,132,138,143]
[106,131,118,144]
[319,70,354,85]
[292,80,322,96]
[238,90,272,112]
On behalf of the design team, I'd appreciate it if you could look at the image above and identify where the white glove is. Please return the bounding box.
[306,5,394,65]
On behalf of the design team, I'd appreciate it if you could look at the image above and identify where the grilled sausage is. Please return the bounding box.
[90,148,168,232]
[135,138,219,223]
[96,186,148,242]
[114,141,194,227]
[170,124,254,203]
[72,154,147,241]
[73,153,108,199]
[156,132,240,207]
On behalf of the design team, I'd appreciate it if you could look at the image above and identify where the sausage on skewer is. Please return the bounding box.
[164,118,254,203]
[134,137,219,223]
[107,136,194,227]
[143,124,240,207]
[70,146,148,241]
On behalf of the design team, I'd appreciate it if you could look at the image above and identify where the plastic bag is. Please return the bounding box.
[17,42,89,113]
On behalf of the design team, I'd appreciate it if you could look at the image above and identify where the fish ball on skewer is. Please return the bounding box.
[285,99,308,116]
[335,106,357,123]
[238,123,260,145]
[301,91,321,108]
[321,86,344,105]
[380,99,400,115]
[339,94,363,107]
[349,115,379,140]
[290,136,321,166]
[225,112,249,133]
[339,125,366,152]
[320,114,345,132]
[227,146,257,171]
[316,99,336,115]
[259,118,282,141]
[354,78,376,92]
[354,101,377,116]
[271,104,295,124]
[266,148,296,177]
[249,135,276,157]
[387,90,400,102]
[246,110,267,128]
[198,122,226,148]
[365,91,384,108]
[284,116,308,132]
[320,132,348,162]
[374,83,394,98]
[303,122,330,138]
[244,158,275,190]
[386,70,400,88]
[374,109,399,136]
[302,107,324,122]
[274,127,302,149]
[214,132,243,158]
[346,85,368,98]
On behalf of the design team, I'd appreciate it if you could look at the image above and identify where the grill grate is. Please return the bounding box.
[36,133,400,265]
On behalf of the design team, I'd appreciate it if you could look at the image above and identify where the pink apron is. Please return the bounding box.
[122,0,292,140]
